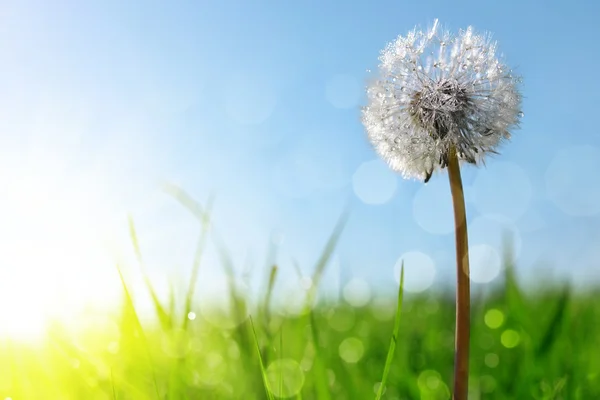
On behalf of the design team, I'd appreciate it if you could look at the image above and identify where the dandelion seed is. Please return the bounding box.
[362,19,522,183]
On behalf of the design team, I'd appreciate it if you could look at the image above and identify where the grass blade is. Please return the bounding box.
[114,263,161,399]
[249,316,274,400]
[308,311,332,400]
[306,208,350,310]
[536,286,570,358]
[375,262,405,400]
[182,194,215,330]
[128,216,172,331]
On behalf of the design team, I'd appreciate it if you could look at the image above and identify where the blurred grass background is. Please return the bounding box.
[1,191,599,400]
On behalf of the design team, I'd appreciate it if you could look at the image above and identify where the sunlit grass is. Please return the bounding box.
[0,189,599,399]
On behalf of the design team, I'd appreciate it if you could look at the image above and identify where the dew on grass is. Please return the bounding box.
[187,311,196,320]
[338,337,365,363]
[265,359,305,398]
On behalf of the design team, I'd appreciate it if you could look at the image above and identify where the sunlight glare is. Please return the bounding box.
[0,166,121,340]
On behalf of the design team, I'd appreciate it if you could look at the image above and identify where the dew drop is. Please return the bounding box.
[462,64,468,70]
[517,112,524,118]
[440,41,446,46]
[404,123,410,129]
[394,137,401,144]
[401,87,408,92]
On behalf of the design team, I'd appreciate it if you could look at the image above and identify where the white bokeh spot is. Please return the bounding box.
[546,145,600,216]
[352,159,398,205]
[471,161,532,222]
[468,244,502,283]
[343,278,371,307]
[394,251,436,293]
[325,74,361,109]
[469,215,522,259]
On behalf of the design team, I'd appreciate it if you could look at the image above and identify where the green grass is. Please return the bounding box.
[1,276,600,399]
[1,191,599,399]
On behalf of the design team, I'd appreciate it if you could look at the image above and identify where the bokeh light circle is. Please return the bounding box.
[500,330,521,348]
[484,353,499,368]
[352,160,398,204]
[394,251,436,293]
[338,337,365,363]
[484,309,505,329]
[342,278,371,307]
[546,145,600,216]
[417,370,450,399]
[468,244,502,284]
[468,214,522,259]
[265,359,305,398]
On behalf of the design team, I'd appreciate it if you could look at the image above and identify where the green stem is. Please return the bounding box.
[447,147,471,400]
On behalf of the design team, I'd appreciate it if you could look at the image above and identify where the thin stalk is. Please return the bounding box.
[447,147,471,400]
[375,262,404,400]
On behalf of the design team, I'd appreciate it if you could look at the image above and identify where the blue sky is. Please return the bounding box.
[1,0,600,309]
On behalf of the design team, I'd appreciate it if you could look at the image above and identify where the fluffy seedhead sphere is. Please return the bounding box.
[362,19,523,182]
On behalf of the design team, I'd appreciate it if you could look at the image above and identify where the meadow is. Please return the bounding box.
[1,192,599,400]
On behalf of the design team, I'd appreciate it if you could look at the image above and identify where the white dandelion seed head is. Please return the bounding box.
[362,19,523,182]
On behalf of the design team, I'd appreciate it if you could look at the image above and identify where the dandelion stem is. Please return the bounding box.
[447,146,471,400]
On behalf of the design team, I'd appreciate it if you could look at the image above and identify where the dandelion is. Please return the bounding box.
[362,20,522,400]
[362,18,522,183]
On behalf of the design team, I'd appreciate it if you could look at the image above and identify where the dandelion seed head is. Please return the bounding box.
[362,19,523,181]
